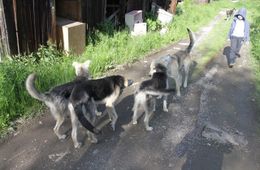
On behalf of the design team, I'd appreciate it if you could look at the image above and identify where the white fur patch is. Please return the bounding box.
[124,79,128,87]
[72,60,91,76]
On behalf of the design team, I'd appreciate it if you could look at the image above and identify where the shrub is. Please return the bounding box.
[0,44,74,133]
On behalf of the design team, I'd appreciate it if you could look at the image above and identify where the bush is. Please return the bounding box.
[251,16,260,62]
[0,44,75,132]
[145,12,162,31]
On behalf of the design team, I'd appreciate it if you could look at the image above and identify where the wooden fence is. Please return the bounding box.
[0,0,55,57]
[0,0,180,59]
[0,0,10,59]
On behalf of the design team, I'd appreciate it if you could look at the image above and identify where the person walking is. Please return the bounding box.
[228,7,250,68]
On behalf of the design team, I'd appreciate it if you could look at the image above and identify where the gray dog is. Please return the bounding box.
[150,28,195,97]
[26,60,99,143]
[149,28,195,112]
[132,63,175,131]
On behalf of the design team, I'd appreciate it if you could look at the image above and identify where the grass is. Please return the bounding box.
[249,2,260,111]
[192,17,231,78]
[0,0,258,135]
[81,0,236,77]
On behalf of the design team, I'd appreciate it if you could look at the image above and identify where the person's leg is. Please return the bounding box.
[235,37,243,57]
[229,36,238,65]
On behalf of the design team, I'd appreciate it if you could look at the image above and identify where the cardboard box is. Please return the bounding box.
[56,17,86,55]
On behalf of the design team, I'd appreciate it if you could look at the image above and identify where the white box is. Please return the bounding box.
[125,10,143,31]
[131,23,147,36]
[157,9,173,25]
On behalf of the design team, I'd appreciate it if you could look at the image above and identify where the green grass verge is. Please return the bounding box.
[249,2,260,111]
[192,17,231,78]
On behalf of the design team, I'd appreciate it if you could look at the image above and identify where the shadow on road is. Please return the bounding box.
[175,125,233,170]
[223,46,231,66]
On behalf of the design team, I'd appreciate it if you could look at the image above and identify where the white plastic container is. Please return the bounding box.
[125,10,143,31]
[131,22,147,36]
[157,9,173,25]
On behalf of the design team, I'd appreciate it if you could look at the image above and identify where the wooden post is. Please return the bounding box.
[119,0,126,25]
[0,0,10,59]
[12,0,20,54]
[168,0,178,14]
[49,0,56,44]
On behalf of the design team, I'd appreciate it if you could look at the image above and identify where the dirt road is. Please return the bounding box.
[0,11,259,170]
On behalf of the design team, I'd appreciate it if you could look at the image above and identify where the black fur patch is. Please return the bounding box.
[74,103,96,133]
[69,75,127,132]
[140,64,168,91]
[70,75,126,102]
[48,76,88,99]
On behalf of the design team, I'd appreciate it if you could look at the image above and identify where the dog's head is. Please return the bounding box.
[149,62,167,76]
[72,60,91,78]
[113,75,133,90]
[227,8,236,15]
[149,60,157,76]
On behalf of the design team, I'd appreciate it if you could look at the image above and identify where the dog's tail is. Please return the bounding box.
[186,28,196,54]
[73,103,99,134]
[144,88,176,96]
[69,93,100,134]
[25,73,49,102]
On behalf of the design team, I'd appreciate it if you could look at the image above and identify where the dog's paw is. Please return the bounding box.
[146,127,153,131]
[157,95,162,99]
[163,108,169,112]
[96,111,102,116]
[111,124,116,131]
[74,142,82,148]
[59,134,67,140]
[133,121,137,125]
[90,137,98,144]
[93,128,101,135]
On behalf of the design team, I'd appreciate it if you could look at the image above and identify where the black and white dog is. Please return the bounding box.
[132,64,175,131]
[68,75,133,148]
[26,60,97,141]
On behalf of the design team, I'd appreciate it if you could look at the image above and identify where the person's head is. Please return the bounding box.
[235,7,247,20]
[237,15,244,20]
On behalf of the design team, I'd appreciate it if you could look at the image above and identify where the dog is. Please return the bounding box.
[25,60,96,141]
[68,75,133,148]
[149,28,195,97]
[226,8,236,20]
[132,63,175,131]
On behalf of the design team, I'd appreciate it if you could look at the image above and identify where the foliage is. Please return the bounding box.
[97,20,116,37]
[11,43,64,65]
[175,5,184,16]
[0,44,75,133]
[251,16,260,61]
[250,2,260,110]
[145,12,162,31]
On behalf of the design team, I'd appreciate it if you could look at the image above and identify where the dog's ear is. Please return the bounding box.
[72,61,80,68]
[82,60,91,70]
[72,61,83,76]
